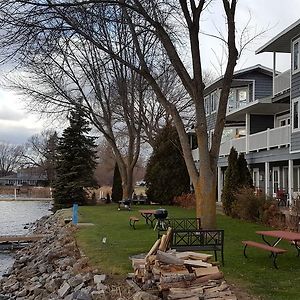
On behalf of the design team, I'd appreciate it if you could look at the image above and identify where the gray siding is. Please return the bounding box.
[250,115,274,134]
[206,112,217,131]
[291,71,300,99]
[238,71,273,100]
[291,132,300,152]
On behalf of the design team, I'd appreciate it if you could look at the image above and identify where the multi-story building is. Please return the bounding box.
[192,19,300,204]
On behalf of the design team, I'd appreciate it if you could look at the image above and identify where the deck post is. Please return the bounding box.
[265,162,270,196]
[288,159,294,205]
[217,167,222,202]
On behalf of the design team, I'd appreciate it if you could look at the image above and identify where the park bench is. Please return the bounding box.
[242,240,287,269]
[129,216,139,230]
[157,218,224,265]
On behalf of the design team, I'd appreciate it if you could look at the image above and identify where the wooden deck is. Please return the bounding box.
[0,234,48,243]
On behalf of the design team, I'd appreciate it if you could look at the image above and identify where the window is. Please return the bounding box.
[293,98,300,131]
[227,90,235,112]
[237,88,248,108]
[210,91,218,113]
[293,39,300,73]
[204,96,210,115]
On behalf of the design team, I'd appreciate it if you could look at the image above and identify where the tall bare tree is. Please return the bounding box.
[0,142,23,177]
[0,0,239,228]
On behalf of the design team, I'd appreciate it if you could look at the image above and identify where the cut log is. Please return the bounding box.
[156,250,184,265]
[194,266,220,277]
[160,273,196,284]
[132,258,146,268]
[158,272,223,291]
[168,286,204,299]
[146,239,161,259]
[184,259,212,268]
[175,251,213,261]
[193,271,224,284]
[159,234,167,251]
[164,227,173,250]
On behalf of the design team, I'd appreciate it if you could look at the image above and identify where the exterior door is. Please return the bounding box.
[272,167,280,195]
[253,168,260,190]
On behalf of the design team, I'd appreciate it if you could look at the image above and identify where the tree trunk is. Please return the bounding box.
[195,167,217,229]
[122,170,134,199]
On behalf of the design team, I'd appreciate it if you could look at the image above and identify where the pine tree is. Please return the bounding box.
[237,153,253,188]
[221,147,239,216]
[53,110,98,207]
[145,124,190,205]
[111,162,123,202]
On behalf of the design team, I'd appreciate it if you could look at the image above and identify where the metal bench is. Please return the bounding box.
[171,229,224,266]
[242,240,287,269]
[157,218,224,265]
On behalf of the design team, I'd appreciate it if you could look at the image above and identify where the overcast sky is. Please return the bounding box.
[1,0,300,145]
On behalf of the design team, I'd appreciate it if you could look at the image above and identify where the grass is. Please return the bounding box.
[75,204,300,300]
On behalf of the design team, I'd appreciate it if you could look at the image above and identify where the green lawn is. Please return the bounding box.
[75,204,300,300]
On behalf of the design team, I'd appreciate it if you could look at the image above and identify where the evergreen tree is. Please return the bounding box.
[145,124,190,205]
[221,147,239,216]
[53,110,98,207]
[237,152,253,188]
[111,162,123,202]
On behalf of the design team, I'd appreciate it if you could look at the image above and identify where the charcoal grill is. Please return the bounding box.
[154,209,168,230]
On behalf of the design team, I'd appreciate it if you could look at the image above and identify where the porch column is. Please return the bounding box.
[217,167,222,203]
[273,52,276,97]
[245,113,250,154]
[265,162,270,196]
[288,159,294,205]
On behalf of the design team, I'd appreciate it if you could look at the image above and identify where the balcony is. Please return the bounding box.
[274,70,290,96]
[218,125,290,156]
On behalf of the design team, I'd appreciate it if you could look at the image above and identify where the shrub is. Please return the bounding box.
[231,187,264,221]
[173,193,195,209]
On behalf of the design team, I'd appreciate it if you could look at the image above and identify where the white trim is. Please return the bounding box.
[292,37,300,75]
[252,168,260,189]
[272,167,280,195]
[256,19,300,54]
[290,149,300,154]
[292,97,300,132]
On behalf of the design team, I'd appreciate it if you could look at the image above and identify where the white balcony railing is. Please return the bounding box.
[217,125,290,157]
[274,70,290,96]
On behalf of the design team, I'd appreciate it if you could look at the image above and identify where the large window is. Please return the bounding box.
[292,98,300,131]
[227,87,248,112]
[293,38,300,73]
[204,96,210,115]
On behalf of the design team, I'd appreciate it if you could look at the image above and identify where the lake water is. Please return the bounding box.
[0,200,52,277]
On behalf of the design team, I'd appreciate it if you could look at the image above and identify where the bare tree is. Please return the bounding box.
[22,130,58,184]
[0,0,240,228]
[0,142,23,177]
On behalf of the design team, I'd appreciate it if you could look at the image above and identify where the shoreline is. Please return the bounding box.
[0,198,53,201]
[0,211,135,300]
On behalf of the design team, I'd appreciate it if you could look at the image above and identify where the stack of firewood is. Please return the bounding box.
[131,228,236,300]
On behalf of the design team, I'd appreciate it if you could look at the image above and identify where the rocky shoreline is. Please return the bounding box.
[0,212,135,300]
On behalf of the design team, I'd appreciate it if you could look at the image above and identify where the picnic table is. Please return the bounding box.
[139,209,156,228]
[256,230,300,256]
[243,230,300,268]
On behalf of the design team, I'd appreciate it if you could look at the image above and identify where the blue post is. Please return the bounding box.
[72,203,78,225]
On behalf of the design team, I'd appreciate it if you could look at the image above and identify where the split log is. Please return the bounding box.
[194,266,220,277]
[156,250,184,265]
[146,239,161,259]
[184,259,212,268]
[175,251,213,261]
[168,286,204,299]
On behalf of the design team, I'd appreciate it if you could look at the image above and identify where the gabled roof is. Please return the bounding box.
[204,64,274,95]
[256,19,300,54]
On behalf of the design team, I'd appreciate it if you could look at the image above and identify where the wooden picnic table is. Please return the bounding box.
[139,209,156,228]
[256,230,300,256]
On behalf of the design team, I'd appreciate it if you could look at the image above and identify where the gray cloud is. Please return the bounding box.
[0,125,40,145]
